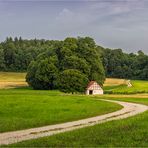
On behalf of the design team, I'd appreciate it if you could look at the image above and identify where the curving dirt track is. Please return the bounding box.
[0,99,147,146]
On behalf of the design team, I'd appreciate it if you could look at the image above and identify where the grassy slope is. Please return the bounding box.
[0,89,122,133]
[10,97,148,147]
[104,79,148,94]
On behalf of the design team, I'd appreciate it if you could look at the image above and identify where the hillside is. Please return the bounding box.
[104,79,148,94]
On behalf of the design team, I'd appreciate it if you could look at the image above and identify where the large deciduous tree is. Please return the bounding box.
[26,58,58,90]
[58,69,88,93]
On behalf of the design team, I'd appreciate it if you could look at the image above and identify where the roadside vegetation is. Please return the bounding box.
[9,97,148,147]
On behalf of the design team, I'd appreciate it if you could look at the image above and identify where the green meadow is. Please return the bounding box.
[0,72,148,147]
[0,89,122,133]
[10,97,148,147]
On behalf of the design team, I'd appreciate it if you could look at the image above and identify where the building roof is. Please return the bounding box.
[87,81,100,89]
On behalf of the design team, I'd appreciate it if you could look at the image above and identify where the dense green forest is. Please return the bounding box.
[101,48,148,80]
[0,37,148,81]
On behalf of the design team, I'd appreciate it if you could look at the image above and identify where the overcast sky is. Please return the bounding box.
[0,0,148,53]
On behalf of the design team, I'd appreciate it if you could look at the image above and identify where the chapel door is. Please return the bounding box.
[89,90,93,95]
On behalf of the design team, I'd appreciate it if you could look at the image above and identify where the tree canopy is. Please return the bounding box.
[99,48,148,80]
[0,36,148,92]
[26,37,105,92]
[58,69,88,93]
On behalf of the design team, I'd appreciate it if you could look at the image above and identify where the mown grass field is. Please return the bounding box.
[10,96,148,147]
[104,78,126,86]
[0,88,122,133]
[0,72,26,82]
[0,72,27,89]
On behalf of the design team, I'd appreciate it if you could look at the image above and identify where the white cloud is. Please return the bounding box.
[56,8,74,20]
[54,8,95,32]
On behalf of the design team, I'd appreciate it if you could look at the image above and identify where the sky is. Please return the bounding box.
[0,0,148,53]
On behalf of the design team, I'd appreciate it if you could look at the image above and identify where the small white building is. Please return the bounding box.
[86,81,103,95]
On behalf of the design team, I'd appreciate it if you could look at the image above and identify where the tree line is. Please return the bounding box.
[0,37,147,84]
[100,48,148,80]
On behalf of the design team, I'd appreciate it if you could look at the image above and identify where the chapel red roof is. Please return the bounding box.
[86,81,96,89]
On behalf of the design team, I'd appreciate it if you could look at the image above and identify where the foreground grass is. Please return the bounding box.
[10,97,148,147]
[104,80,148,94]
[0,89,122,133]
